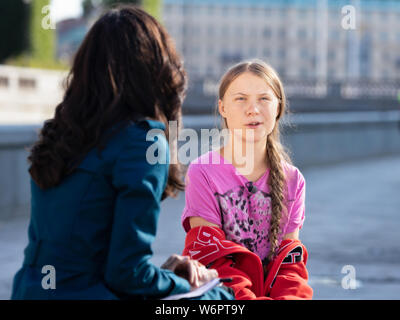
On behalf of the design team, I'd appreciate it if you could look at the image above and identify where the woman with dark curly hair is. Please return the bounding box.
[10,5,233,300]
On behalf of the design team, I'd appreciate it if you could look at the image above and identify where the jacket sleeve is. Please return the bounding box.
[266,241,313,300]
[104,128,191,298]
[182,226,271,300]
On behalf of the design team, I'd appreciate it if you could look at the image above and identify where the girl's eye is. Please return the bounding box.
[236,97,245,101]
[261,97,270,101]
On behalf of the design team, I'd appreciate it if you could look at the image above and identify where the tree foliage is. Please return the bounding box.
[0,0,30,63]
[30,0,55,63]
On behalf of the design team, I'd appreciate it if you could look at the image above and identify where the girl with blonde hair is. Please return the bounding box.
[182,59,306,266]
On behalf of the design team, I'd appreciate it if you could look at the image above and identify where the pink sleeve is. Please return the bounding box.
[285,170,306,234]
[181,164,222,232]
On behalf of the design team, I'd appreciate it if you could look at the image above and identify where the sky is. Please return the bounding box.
[50,0,83,23]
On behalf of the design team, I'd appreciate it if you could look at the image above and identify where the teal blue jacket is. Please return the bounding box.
[11,119,233,300]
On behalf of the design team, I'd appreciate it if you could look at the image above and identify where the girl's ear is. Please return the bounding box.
[218,99,226,117]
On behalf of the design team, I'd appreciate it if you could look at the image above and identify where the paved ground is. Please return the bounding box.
[1,153,399,300]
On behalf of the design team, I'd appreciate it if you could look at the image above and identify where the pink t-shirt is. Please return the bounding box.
[181,150,306,263]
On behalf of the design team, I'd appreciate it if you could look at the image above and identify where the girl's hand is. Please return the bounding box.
[161,254,218,288]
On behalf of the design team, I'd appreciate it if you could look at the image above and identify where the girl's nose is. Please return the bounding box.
[246,101,260,115]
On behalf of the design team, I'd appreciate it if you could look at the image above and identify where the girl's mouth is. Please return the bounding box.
[245,122,263,128]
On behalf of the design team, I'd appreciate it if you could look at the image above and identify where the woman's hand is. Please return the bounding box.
[161,254,218,288]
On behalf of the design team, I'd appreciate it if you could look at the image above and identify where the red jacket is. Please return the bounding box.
[182,226,313,300]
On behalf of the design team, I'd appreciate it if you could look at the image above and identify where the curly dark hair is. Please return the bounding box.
[28,4,187,199]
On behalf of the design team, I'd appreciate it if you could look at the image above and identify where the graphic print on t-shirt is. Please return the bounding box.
[214,183,286,263]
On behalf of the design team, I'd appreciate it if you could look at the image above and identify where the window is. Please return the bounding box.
[300,67,308,78]
[328,51,336,60]
[263,27,271,38]
[329,30,340,40]
[298,28,307,39]
[396,58,400,70]
[300,48,308,59]
[18,78,36,90]
[0,76,9,88]
[278,28,286,39]
[278,47,286,59]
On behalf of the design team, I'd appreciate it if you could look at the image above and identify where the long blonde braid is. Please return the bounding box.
[265,133,292,262]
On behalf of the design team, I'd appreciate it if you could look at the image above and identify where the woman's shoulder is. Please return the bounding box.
[124,118,166,137]
[110,118,167,150]
[78,119,167,171]
[120,119,169,163]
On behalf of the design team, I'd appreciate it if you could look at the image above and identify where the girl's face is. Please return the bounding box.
[218,72,280,144]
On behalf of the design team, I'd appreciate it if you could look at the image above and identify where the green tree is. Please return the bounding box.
[142,0,163,21]
[30,0,55,63]
[6,0,66,69]
[0,0,30,63]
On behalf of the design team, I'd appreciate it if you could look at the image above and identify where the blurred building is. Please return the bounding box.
[56,17,88,63]
[162,0,400,82]
[0,65,67,123]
